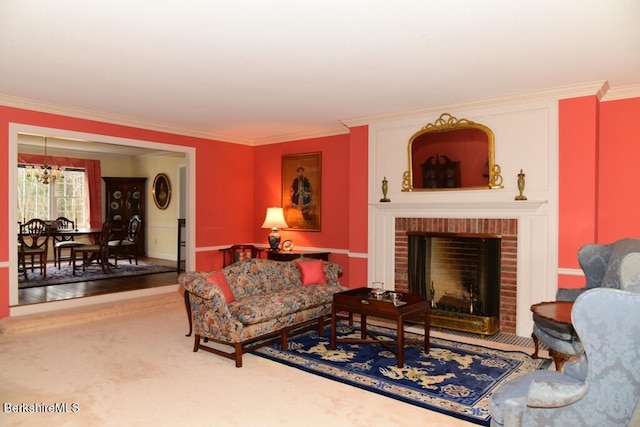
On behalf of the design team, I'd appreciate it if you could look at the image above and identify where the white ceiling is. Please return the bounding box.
[1,0,639,145]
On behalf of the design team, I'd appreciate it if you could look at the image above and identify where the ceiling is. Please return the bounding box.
[1,0,639,146]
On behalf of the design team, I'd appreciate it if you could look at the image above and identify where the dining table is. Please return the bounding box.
[42,226,126,238]
[18,226,126,265]
[50,227,103,238]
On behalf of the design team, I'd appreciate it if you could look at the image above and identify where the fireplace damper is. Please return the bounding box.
[408,232,501,336]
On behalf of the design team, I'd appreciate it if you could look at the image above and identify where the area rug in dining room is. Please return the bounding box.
[253,322,551,426]
[18,261,176,289]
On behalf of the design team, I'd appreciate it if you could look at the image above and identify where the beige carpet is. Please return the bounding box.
[0,292,546,427]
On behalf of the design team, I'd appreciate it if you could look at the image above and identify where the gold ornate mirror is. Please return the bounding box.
[402,113,503,191]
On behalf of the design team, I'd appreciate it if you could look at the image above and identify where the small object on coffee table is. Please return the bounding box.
[370,288,385,299]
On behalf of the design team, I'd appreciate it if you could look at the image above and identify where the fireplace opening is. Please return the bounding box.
[408,232,501,335]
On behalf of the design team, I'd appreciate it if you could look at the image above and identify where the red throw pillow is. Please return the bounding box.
[206,271,235,303]
[298,259,327,285]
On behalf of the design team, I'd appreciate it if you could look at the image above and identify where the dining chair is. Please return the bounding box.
[18,218,50,280]
[71,220,112,275]
[53,216,84,269]
[108,215,142,267]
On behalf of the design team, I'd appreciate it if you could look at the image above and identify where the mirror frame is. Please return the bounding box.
[402,113,503,191]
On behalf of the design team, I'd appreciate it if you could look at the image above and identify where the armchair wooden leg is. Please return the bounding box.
[193,334,201,352]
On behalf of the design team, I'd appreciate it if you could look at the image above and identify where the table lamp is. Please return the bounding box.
[261,207,288,251]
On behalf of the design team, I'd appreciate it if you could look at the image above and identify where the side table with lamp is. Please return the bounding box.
[260,206,330,260]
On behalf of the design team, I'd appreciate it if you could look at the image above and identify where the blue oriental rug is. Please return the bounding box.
[254,322,551,426]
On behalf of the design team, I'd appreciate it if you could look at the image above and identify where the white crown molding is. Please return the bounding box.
[341,81,609,127]
[250,125,349,146]
[601,84,640,101]
[0,93,253,145]
[0,93,352,146]
[4,80,634,147]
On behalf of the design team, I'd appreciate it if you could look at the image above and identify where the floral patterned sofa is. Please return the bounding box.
[178,258,347,367]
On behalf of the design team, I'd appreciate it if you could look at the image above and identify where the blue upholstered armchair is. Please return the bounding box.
[490,288,640,426]
[532,238,640,371]
[556,238,640,301]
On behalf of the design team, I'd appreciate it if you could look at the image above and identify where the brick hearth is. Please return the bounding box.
[394,217,517,334]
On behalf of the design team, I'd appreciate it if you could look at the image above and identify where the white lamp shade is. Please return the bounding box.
[261,207,288,229]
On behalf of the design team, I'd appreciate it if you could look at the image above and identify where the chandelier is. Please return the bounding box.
[25,136,65,184]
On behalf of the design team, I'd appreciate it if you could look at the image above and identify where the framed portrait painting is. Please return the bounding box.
[152,173,171,210]
[282,153,321,231]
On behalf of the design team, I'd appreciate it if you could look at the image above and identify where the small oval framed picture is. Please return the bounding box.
[152,173,171,210]
[281,240,294,251]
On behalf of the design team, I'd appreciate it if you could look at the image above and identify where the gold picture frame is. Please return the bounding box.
[152,173,171,210]
[282,153,321,231]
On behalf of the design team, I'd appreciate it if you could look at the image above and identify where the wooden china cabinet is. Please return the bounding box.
[103,177,147,255]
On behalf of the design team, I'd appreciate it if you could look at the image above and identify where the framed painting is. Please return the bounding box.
[152,173,171,210]
[282,152,321,231]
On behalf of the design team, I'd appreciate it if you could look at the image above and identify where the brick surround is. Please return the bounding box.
[394,217,518,334]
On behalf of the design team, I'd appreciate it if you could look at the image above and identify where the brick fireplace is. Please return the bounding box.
[394,217,517,334]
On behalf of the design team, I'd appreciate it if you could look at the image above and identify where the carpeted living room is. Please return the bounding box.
[0,291,551,427]
[2,1,640,427]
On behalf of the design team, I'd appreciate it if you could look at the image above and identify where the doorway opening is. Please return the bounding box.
[9,124,195,314]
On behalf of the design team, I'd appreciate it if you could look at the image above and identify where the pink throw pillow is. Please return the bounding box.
[298,260,327,285]
[206,271,235,303]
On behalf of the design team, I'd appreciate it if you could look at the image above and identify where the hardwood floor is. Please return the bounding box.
[18,257,179,305]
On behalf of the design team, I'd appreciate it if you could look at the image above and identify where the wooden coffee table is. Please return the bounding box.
[330,287,430,367]
[530,300,576,371]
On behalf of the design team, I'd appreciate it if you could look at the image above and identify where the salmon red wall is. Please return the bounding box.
[597,97,640,242]
[557,95,640,288]
[252,134,351,272]
[251,126,369,288]
[252,134,351,249]
[347,125,369,288]
[557,96,599,287]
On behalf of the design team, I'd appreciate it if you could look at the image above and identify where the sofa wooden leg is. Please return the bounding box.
[234,343,243,368]
[193,334,201,352]
[281,330,288,350]
[184,290,193,337]
[317,316,325,335]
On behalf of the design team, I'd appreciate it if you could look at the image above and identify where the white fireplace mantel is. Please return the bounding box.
[371,200,547,214]
[368,200,557,337]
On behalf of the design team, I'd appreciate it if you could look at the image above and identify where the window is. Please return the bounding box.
[17,166,87,226]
